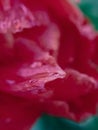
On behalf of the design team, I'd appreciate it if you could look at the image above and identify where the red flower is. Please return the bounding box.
[0,0,98,129]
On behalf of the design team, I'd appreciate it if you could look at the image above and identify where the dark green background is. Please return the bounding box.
[78,0,98,30]
[31,0,98,129]
[32,115,98,130]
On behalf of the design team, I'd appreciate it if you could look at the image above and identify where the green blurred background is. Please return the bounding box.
[32,115,98,130]
[78,0,98,30]
[31,0,98,129]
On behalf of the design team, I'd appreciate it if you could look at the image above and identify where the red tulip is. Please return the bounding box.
[0,0,98,129]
